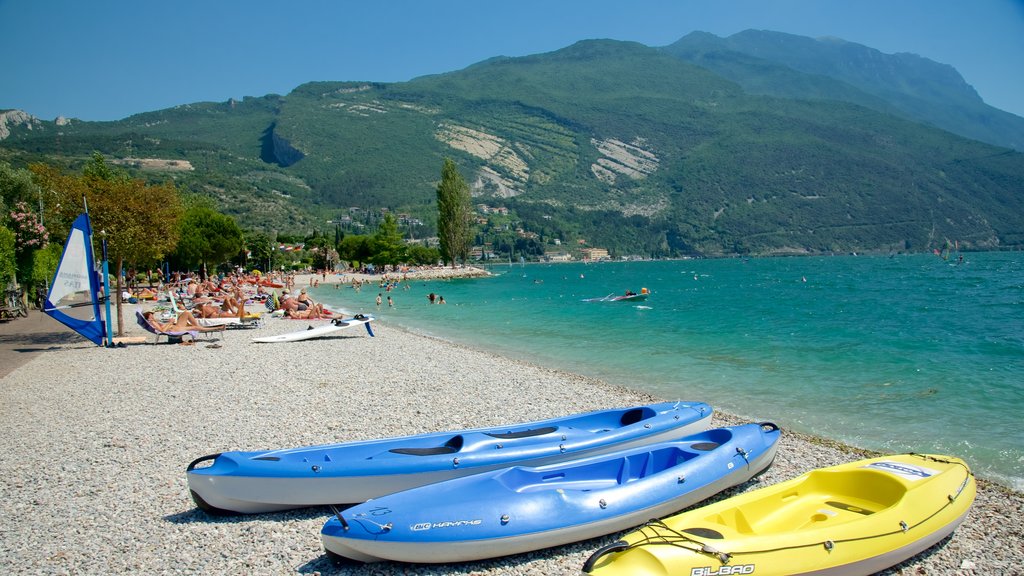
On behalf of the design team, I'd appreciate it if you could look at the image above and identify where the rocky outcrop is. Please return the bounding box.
[589,137,659,184]
[437,123,529,197]
[0,109,39,140]
[437,123,530,180]
[111,157,194,171]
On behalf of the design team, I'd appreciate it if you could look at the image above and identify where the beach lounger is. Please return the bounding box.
[135,309,207,344]
[196,315,263,329]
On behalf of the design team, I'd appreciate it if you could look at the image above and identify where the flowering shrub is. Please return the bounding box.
[8,201,48,254]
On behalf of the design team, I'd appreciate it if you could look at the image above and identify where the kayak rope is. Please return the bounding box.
[619,454,974,566]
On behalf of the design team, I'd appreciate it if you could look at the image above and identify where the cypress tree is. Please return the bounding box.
[435,158,473,266]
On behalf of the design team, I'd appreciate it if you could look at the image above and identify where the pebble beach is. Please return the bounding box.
[1,276,1021,575]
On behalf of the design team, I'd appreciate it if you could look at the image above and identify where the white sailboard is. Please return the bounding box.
[252,315,375,343]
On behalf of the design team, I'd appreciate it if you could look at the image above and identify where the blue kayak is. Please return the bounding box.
[320,422,780,563]
[187,401,713,514]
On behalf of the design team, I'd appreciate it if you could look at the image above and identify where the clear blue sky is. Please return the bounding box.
[2,0,1022,121]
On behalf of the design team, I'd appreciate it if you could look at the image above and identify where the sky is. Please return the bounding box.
[2,0,1022,121]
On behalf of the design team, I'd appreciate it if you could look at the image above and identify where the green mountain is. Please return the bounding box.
[663,30,1024,152]
[2,33,1023,257]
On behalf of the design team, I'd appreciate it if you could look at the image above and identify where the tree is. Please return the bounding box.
[406,243,441,266]
[246,231,276,273]
[0,226,15,288]
[435,158,473,266]
[338,234,371,268]
[370,213,406,267]
[0,161,41,216]
[1,162,46,292]
[173,205,244,275]
[305,234,333,270]
[33,155,184,336]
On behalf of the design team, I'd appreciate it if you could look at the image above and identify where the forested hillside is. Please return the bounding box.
[2,32,1022,257]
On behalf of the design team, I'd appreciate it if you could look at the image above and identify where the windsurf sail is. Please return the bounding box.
[44,213,106,346]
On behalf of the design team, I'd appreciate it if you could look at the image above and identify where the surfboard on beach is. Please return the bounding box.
[252,315,374,343]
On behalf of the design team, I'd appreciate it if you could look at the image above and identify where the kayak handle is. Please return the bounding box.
[582,540,629,573]
[759,421,780,433]
[186,453,222,472]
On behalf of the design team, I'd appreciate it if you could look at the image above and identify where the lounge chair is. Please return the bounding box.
[196,314,262,329]
[135,309,205,344]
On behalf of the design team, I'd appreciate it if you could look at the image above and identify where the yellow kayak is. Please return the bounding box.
[583,453,975,576]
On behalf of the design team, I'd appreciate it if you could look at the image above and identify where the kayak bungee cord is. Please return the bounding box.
[328,504,393,533]
[584,453,974,570]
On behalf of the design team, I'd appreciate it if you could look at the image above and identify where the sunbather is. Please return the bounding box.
[195,288,248,319]
[280,290,317,318]
[294,288,325,317]
[142,310,225,333]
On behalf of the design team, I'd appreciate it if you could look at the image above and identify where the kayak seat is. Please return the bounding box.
[389,435,464,456]
[618,447,698,484]
[620,406,656,426]
[485,426,557,439]
[691,442,720,451]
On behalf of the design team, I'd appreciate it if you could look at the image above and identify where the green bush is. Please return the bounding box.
[0,226,15,286]
[30,243,62,303]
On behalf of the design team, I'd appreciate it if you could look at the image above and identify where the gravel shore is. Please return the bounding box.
[1,297,1020,574]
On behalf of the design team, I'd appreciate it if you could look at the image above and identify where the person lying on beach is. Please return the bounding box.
[195,289,247,319]
[281,290,324,318]
[284,307,323,319]
[142,310,225,333]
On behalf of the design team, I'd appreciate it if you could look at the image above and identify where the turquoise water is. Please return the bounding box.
[312,252,1024,491]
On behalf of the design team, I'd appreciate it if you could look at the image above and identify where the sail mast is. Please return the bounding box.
[83,196,114,346]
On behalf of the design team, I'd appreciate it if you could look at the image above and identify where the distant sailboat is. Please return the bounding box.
[43,212,106,346]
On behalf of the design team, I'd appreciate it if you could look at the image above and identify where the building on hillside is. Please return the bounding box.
[580,247,610,261]
[471,245,498,260]
[544,251,573,262]
[477,204,509,215]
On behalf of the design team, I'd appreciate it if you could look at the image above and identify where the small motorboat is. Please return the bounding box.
[582,453,976,576]
[584,288,650,303]
[186,401,713,514]
[321,422,780,563]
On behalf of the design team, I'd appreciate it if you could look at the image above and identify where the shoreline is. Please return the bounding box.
[307,265,491,286]
[0,286,1020,574]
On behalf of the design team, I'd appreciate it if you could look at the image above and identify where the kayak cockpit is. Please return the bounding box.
[496,445,707,493]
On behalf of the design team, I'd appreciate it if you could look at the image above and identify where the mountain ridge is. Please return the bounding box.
[662,29,1024,151]
[2,32,1022,258]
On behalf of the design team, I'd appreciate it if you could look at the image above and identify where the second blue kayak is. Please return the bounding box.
[321,421,780,563]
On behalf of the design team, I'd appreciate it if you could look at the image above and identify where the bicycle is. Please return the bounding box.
[2,286,29,320]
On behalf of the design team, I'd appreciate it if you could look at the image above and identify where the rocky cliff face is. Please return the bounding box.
[0,109,40,140]
[270,124,304,167]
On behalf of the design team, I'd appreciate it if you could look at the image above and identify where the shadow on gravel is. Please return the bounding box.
[0,330,79,350]
[164,504,341,525]
[295,531,624,575]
